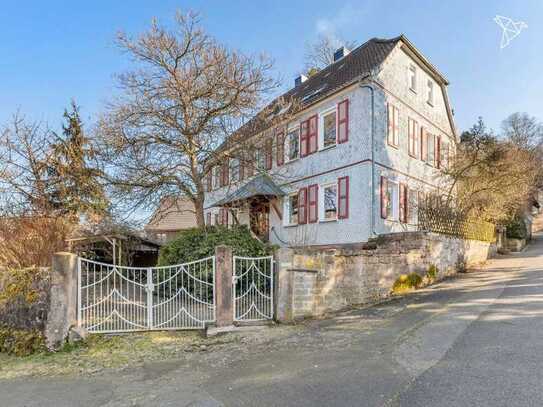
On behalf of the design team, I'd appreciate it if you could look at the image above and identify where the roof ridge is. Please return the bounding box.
[291,36,389,90]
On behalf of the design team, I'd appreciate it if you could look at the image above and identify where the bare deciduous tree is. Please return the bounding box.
[96,11,280,227]
[501,112,543,150]
[0,114,54,216]
[304,35,357,73]
[443,116,543,224]
[0,108,106,268]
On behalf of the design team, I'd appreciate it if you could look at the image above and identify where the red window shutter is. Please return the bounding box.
[300,121,309,157]
[298,188,308,224]
[435,135,441,168]
[338,176,349,219]
[380,176,388,219]
[239,159,245,180]
[247,152,254,177]
[337,99,349,143]
[206,212,211,225]
[308,115,318,154]
[276,129,285,166]
[265,139,273,170]
[308,184,319,223]
[399,183,407,223]
[221,160,229,186]
[206,172,212,192]
[420,127,427,162]
[219,208,228,226]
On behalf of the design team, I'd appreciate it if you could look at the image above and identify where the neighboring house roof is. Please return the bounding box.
[221,34,454,150]
[212,175,285,207]
[145,197,197,232]
[67,232,161,250]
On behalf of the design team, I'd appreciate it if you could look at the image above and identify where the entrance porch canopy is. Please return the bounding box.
[212,175,285,208]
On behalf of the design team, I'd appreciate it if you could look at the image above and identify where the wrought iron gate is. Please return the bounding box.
[78,257,215,333]
[233,256,274,322]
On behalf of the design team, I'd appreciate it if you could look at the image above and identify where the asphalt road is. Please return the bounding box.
[2,235,543,406]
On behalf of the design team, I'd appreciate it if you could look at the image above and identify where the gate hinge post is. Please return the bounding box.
[146,268,153,329]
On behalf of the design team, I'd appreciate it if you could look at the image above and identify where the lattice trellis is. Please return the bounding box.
[418,206,496,242]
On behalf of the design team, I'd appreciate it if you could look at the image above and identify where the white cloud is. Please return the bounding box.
[314,3,365,47]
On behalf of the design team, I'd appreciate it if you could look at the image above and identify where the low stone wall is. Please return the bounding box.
[275,232,496,321]
[0,253,79,351]
[0,267,51,332]
[506,237,527,252]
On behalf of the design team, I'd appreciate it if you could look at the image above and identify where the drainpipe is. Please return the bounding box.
[359,81,377,237]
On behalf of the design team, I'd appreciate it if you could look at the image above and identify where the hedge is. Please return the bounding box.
[157,225,274,266]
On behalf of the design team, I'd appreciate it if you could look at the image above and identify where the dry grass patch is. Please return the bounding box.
[0,330,238,380]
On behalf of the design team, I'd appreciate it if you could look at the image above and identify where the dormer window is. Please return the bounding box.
[408,64,417,92]
[427,80,434,106]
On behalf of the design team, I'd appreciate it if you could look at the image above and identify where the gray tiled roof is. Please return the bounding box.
[225,36,401,146]
[283,36,400,105]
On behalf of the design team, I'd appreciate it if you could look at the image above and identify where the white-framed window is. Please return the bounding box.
[284,193,299,225]
[408,117,419,157]
[230,158,240,183]
[387,104,400,147]
[319,107,337,149]
[386,180,399,221]
[427,133,436,167]
[408,188,418,224]
[256,147,266,170]
[408,64,417,92]
[212,166,221,189]
[286,127,300,161]
[438,138,449,169]
[427,80,434,105]
[320,182,338,221]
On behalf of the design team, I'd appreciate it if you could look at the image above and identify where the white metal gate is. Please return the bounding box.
[233,256,274,322]
[78,257,215,333]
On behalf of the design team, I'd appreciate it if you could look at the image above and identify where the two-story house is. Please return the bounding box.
[204,35,457,247]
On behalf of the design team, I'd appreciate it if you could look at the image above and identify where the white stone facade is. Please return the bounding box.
[204,38,457,247]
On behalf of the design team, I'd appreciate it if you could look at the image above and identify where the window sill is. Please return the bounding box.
[320,143,337,152]
[427,101,434,107]
[284,223,298,228]
[285,157,300,164]
[387,143,399,150]
[319,218,337,223]
[409,87,417,94]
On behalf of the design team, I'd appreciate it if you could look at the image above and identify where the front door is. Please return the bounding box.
[250,201,270,241]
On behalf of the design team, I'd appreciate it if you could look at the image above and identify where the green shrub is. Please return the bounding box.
[0,326,46,356]
[157,225,273,266]
[392,272,423,294]
[506,216,528,239]
[426,264,438,280]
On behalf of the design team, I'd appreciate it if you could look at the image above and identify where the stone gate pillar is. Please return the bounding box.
[215,245,234,327]
[44,252,78,350]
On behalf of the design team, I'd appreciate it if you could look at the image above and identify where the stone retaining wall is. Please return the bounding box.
[275,232,496,321]
[0,267,51,332]
[0,253,79,351]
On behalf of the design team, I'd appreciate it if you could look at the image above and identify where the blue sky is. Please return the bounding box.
[0,0,540,134]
